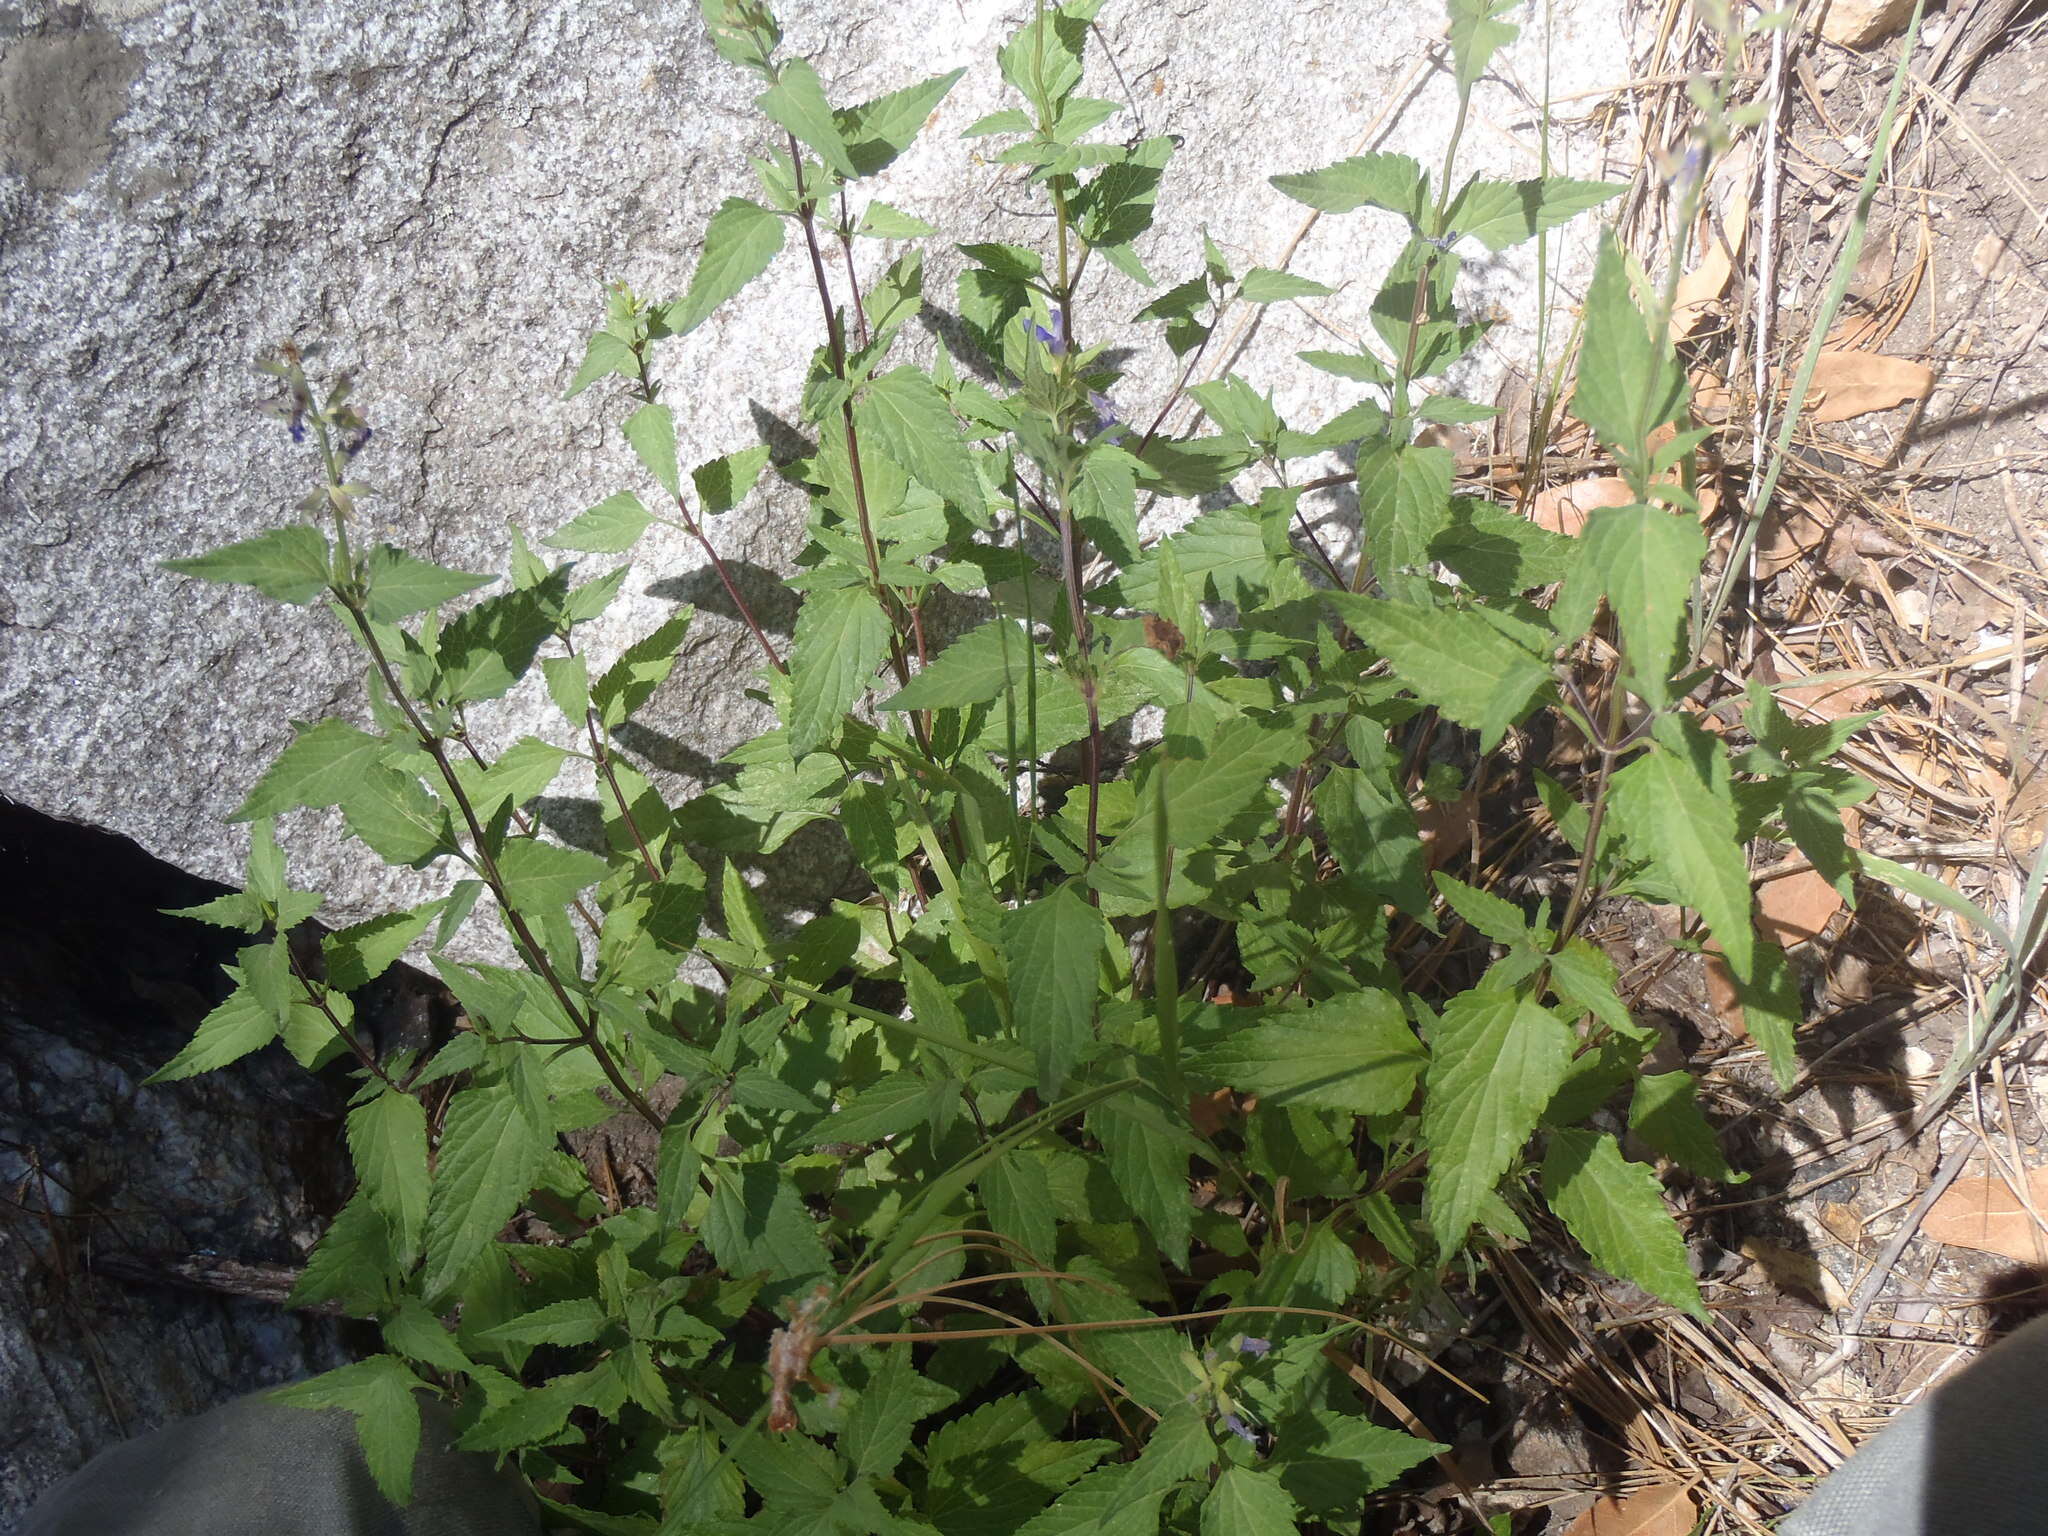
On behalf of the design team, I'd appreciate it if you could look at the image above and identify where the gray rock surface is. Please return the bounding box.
[1,0,1631,944]
[0,799,355,1534]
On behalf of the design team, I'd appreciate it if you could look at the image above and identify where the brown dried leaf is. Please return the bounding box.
[1740,1236,1851,1310]
[1189,1088,1238,1138]
[1776,674,1880,723]
[1818,1200,1865,1251]
[1671,247,1733,342]
[1689,366,1734,424]
[1800,349,1934,422]
[1529,475,1634,536]
[1925,1167,2048,1265]
[1702,947,1744,1039]
[1563,1484,1699,1536]
[1416,788,1480,869]
[1826,312,1890,353]
[1757,867,1844,948]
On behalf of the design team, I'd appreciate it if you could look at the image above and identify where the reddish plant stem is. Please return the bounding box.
[343,607,663,1130]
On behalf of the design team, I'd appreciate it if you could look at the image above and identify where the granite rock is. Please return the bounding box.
[0,799,356,1533]
[1,0,1629,948]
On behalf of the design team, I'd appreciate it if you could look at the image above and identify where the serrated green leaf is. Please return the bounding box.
[453,736,569,824]
[624,401,681,499]
[927,1395,1111,1536]
[843,1345,959,1480]
[1314,763,1430,919]
[1553,505,1704,699]
[496,838,608,912]
[856,200,936,238]
[788,584,888,757]
[1187,374,1283,447]
[361,545,493,621]
[145,975,283,1082]
[545,491,654,554]
[757,57,858,178]
[1630,1070,1741,1183]
[1076,137,1173,259]
[807,1074,942,1145]
[1416,393,1499,426]
[347,1086,430,1264]
[1095,714,1300,891]
[996,3,1088,115]
[288,1187,398,1317]
[457,1370,592,1452]
[1733,935,1802,1093]
[435,580,560,705]
[1298,348,1391,385]
[592,607,694,728]
[234,718,387,821]
[1277,1415,1443,1513]
[1004,883,1107,1097]
[1190,992,1422,1115]
[1356,440,1453,602]
[165,890,266,933]
[1114,506,1267,610]
[691,444,773,515]
[480,1296,609,1346]
[1015,1464,1166,1536]
[323,901,445,993]
[1423,989,1573,1249]
[382,1296,471,1375]
[704,1163,831,1293]
[1608,733,1754,984]
[237,937,293,1031]
[566,329,637,398]
[1072,443,1142,565]
[837,68,964,176]
[1336,597,1551,752]
[1269,152,1427,222]
[882,618,1035,710]
[1130,434,1255,498]
[1087,1095,1191,1271]
[672,197,786,336]
[1239,267,1335,303]
[1430,494,1573,596]
[163,525,332,604]
[1548,937,1640,1038]
[421,1076,550,1298]
[1448,0,1519,93]
[542,654,589,726]
[1445,175,1623,252]
[1435,873,1534,947]
[1203,1466,1298,1536]
[1573,230,1688,468]
[962,107,1034,138]
[859,366,982,514]
[272,1357,423,1505]
[338,763,455,868]
[1543,1128,1705,1317]
[979,1147,1061,1285]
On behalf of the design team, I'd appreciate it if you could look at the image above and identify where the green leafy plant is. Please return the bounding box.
[158,0,1887,1528]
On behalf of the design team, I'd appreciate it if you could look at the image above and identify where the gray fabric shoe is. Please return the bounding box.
[18,1389,543,1536]
[1784,1311,2048,1536]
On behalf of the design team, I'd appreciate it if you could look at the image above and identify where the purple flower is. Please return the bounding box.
[288,419,307,444]
[1222,1413,1258,1446]
[342,426,374,460]
[1237,1335,1271,1358]
[1026,308,1068,356]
